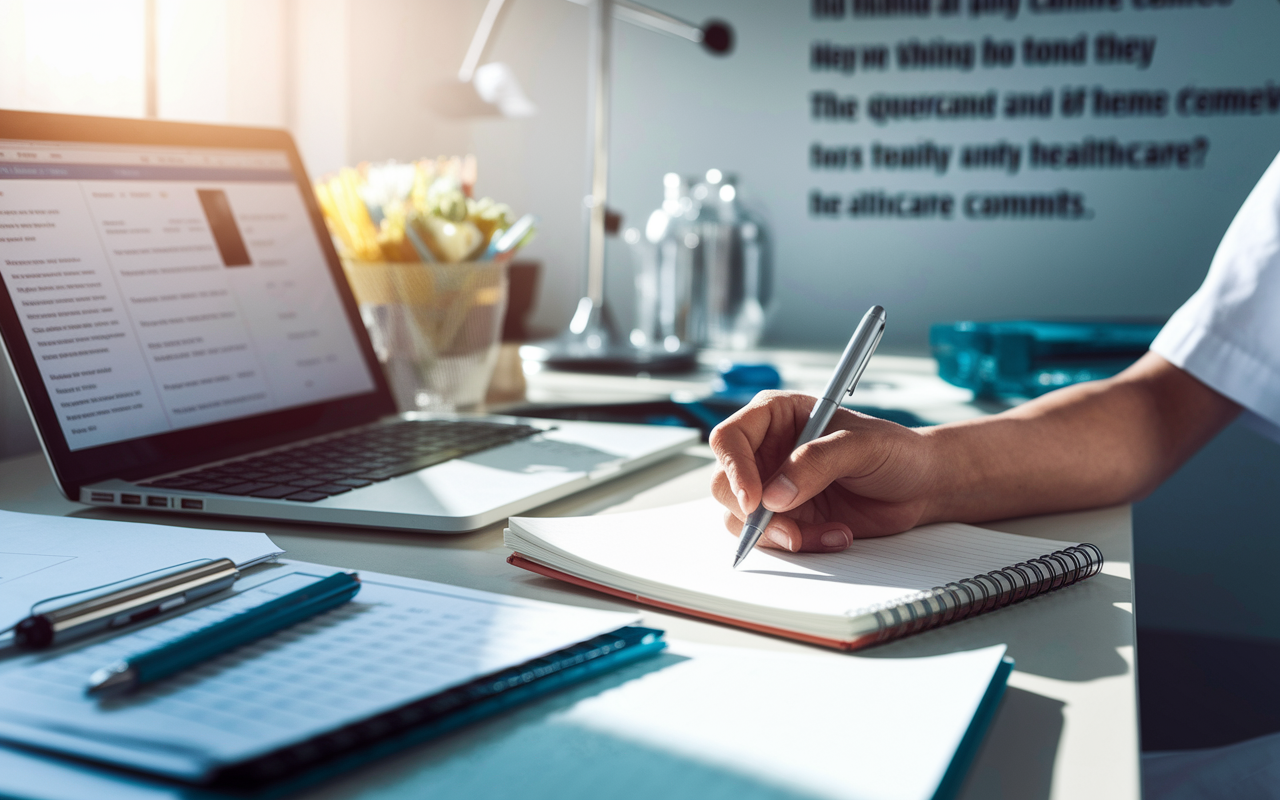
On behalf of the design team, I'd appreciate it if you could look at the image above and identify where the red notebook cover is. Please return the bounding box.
[507,553,880,651]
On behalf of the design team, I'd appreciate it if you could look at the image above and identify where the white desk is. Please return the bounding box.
[0,354,1138,799]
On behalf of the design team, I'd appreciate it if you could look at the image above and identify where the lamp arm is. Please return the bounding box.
[584,0,613,307]
[612,0,702,43]
[460,0,708,84]
[458,0,509,82]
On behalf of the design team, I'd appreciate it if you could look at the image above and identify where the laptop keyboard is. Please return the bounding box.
[140,420,541,502]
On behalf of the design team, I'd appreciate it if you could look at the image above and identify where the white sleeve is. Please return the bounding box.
[1150,150,1280,443]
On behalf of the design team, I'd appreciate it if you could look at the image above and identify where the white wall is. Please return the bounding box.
[0,0,291,125]
[155,0,289,127]
[0,0,148,118]
[291,0,349,178]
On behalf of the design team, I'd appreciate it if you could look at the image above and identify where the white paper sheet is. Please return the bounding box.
[0,562,640,781]
[0,510,282,632]
[518,642,1009,800]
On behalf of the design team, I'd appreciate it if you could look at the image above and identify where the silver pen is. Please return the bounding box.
[13,559,240,649]
[732,305,886,568]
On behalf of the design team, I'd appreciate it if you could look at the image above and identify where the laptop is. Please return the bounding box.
[0,110,697,532]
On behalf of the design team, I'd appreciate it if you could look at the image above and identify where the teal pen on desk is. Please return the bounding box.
[87,571,361,695]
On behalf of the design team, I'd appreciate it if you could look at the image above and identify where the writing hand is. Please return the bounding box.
[709,391,938,553]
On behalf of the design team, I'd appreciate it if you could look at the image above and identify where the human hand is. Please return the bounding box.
[709,391,939,553]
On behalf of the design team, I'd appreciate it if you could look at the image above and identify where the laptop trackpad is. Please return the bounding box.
[317,435,629,519]
[460,437,623,475]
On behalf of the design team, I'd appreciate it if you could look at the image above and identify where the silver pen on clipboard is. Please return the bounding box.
[13,559,241,649]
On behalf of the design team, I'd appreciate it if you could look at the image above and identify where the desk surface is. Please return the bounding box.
[0,355,1138,800]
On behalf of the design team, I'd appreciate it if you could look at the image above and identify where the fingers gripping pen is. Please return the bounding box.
[732,306,886,568]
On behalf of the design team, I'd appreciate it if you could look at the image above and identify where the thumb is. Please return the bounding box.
[760,428,883,512]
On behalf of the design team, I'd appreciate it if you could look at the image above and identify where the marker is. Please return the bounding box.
[87,571,360,695]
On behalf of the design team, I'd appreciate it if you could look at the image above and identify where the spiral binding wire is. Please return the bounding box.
[866,543,1104,644]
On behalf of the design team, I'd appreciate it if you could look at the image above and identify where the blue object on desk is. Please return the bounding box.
[87,571,361,695]
[713,362,782,393]
[930,320,1162,399]
[506,358,929,441]
[214,625,667,792]
[0,625,669,798]
[506,399,927,443]
[709,362,782,406]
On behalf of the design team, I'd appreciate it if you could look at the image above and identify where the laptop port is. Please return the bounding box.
[146,496,169,508]
[121,493,142,505]
[180,498,204,510]
[89,491,114,503]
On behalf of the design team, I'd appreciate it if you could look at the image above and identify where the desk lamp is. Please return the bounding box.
[457,0,733,373]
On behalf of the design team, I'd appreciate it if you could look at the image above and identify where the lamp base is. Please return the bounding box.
[519,297,699,375]
[520,338,699,375]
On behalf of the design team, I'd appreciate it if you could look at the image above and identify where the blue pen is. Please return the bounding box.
[482,213,537,260]
[86,571,361,695]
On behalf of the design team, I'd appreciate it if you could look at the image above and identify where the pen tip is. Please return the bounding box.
[86,662,133,695]
[732,553,746,569]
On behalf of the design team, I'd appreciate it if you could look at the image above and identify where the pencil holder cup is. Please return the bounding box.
[341,259,508,412]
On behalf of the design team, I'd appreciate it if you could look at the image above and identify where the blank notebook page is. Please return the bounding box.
[509,498,1081,620]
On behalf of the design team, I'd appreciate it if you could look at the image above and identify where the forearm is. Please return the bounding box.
[918,352,1240,524]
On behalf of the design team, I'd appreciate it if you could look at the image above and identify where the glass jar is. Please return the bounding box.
[689,170,772,351]
[626,173,699,354]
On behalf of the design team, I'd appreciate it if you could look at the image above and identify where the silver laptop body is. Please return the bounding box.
[82,413,695,532]
[0,110,697,532]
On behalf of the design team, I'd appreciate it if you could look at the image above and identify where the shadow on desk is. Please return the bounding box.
[960,687,1064,800]
[853,573,1133,683]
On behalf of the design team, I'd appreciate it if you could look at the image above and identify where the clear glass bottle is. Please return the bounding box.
[627,173,698,353]
[690,169,772,350]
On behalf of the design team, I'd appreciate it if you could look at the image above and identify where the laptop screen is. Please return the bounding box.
[0,139,377,452]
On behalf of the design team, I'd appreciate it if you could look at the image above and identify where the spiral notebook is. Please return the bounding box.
[505,499,1103,650]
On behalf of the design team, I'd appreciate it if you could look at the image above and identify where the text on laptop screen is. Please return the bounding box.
[0,140,376,451]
